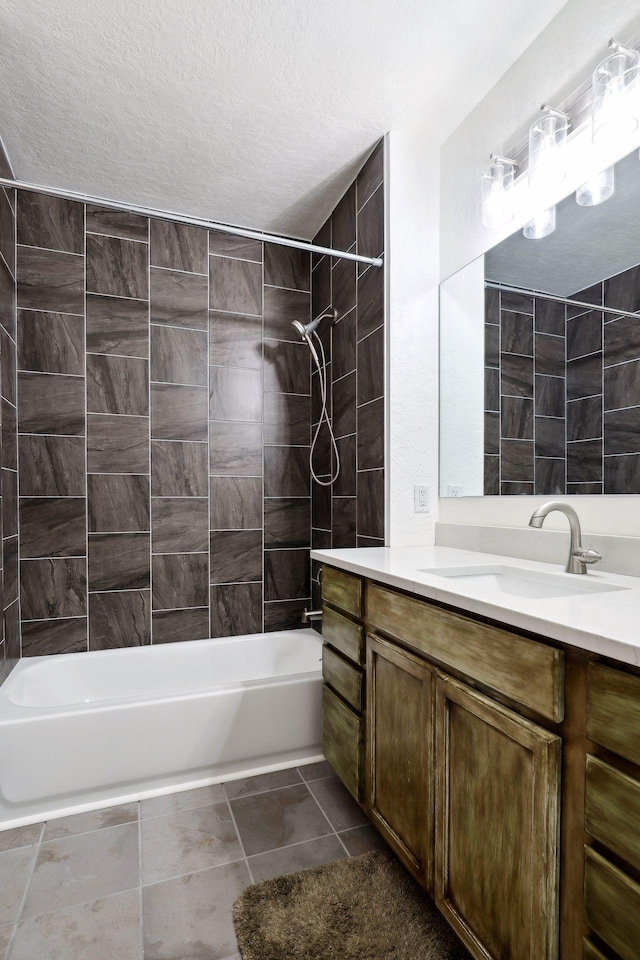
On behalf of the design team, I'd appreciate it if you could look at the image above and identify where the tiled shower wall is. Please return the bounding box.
[310,139,385,612]
[484,264,640,494]
[1,188,319,657]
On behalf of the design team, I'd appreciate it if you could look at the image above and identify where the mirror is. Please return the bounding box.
[440,147,640,497]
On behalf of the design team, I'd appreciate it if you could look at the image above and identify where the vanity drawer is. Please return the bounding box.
[583,939,608,960]
[322,566,363,618]
[322,644,363,712]
[584,847,640,960]
[367,584,564,722]
[587,663,640,767]
[322,684,364,802]
[322,605,364,664]
[585,755,640,872]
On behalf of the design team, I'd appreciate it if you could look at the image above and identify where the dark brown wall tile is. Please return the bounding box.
[3,536,18,604]
[20,557,86,620]
[357,469,384,539]
[265,549,309,601]
[501,312,533,355]
[210,529,262,583]
[334,434,356,497]
[501,396,533,440]
[151,440,208,497]
[566,353,602,402]
[4,601,20,662]
[18,310,84,375]
[209,256,262,315]
[2,467,17,537]
[357,398,384,471]
[209,366,262,422]
[0,187,15,270]
[263,340,310,396]
[87,354,149,415]
[86,234,148,300]
[18,371,85,435]
[264,499,310,548]
[151,383,208,440]
[332,259,356,320]
[566,311,602,361]
[86,206,148,242]
[263,287,310,340]
[605,408,640,455]
[312,481,331,529]
[332,311,355,382]
[209,420,262,476]
[87,413,149,474]
[485,411,499,455]
[210,583,262,637]
[535,298,565,335]
[604,453,640,494]
[332,184,356,252]
[567,440,602,483]
[17,247,84,314]
[2,398,16,469]
[485,324,499,367]
[0,252,16,340]
[605,359,640,410]
[501,440,534,482]
[151,498,209,553]
[264,599,307,632]
[357,326,384,405]
[22,617,87,656]
[209,231,262,262]
[86,295,149,358]
[88,474,150,532]
[535,458,565,496]
[209,311,262,368]
[535,417,566,459]
[567,396,602,442]
[535,333,565,378]
[357,142,384,209]
[357,265,383,342]
[333,497,356,548]
[501,355,534,399]
[152,552,208,609]
[264,245,310,292]
[604,316,640,366]
[20,497,86,559]
[333,370,356,438]
[151,325,208,386]
[357,185,383,261]
[264,392,309,445]
[0,325,16,403]
[19,435,85,496]
[264,446,309,497]
[484,455,500,495]
[312,255,331,321]
[89,590,151,649]
[604,265,640,313]
[152,606,210,643]
[150,268,208,330]
[18,193,84,253]
[150,221,208,274]
[210,476,262,529]
[88,533,150,591]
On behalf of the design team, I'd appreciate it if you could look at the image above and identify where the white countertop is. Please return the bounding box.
[310,546,640,667]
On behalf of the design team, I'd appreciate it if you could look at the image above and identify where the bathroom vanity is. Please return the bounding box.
[313,546,640,960]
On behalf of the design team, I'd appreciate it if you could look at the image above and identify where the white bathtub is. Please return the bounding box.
[0,629,323,830]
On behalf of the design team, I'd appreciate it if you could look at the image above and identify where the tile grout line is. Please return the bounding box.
[5,821,46,957]
[303,780,352,859]
[223,793,255,886]
[137,800,144,959]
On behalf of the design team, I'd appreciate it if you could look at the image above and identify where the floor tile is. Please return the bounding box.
[10,889,141,960]
[143,860,250,960]
[339,824,389,856]
[248,835,346,883]
[43,803,139,841]
[0,823,41,853]
[140,784,226,819]
[141,803,242,885]
[0,847,35,925]
[0,924,13,960]
[297,760,334,782]
[230,784,332,857]
[223,768,302,800]
[307,777,369,831]
[22,823,139,919]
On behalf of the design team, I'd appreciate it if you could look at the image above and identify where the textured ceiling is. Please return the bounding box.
[0,0,569,238]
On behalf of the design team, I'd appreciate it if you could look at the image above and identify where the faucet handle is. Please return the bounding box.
[572,548,602,565]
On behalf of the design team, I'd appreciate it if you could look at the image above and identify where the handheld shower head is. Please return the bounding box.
[291,308,337,340]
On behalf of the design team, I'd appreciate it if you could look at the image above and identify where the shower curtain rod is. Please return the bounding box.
[0,176,384,267]
[486,281,639,322]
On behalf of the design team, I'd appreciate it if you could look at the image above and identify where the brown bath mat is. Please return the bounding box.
[233,849,470,960]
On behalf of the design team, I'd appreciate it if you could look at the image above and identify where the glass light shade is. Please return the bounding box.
[523,206,556,240]
[528,109,569,191]
[592,45,640,145]
[576,166,615,205]
[481,158,515,228]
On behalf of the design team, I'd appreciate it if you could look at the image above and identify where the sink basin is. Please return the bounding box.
[418,565,630,600]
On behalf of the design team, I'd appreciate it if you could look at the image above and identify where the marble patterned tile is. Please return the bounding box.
[0,326,15,404]
[88,533,150,591]
[357,324,383,405]
[151,325,208,386]
[605,358,640,410]
[11,888,142,960]
[0,255,16,340]
[208,256,262,315]
[263,339,310,395]
[534,458,565,496]
[17,193,84,254]
[140,785,226,819]
[311,254,331,321]
[3,535,18,606]
[333,259,356,322]
[264,244,310,292]
[605,408,640,455]
[357,141,383,209]
[0,187,14,270]
[140,803,242,885]
[88,474,150,532]
[21,618,87,656]
[86,294,149,358]
[0,846,35,924]
[229,783,331,857]
[86,234,148,300]
[150,221,208,274]
[535,417,565,459]
[18,435,85,497]
[209,311,262,368]
[535,298,565,335]
[151,553,208,609]
[150,268,208,330]
[151,497,209,553]
[19,497,86,559]
[263,287,310,339]
[334,435,356,497]
[357,398,384,471]
[209,476,262,530]
[357,262,383,340]
[87,354,149,416]
[2,468,17,538]
[209,366,262,422]
[0,823,41,853]
[17,310,84,376]
[332,370,356,438]
[209,530,262,584]
[356,469,384,540]
[263,392,309,445]
[501,311,533,355]
[297,761,334,782]
[534,332,565,377]
[151,383,208,441]
[567,440,602,484]
[263,445,309,498]
[534,374,564,417]
[566,396,602,443]
[87,414,149,474]
[151,440,208,497]
[86,205,148,242]
[356,184,383,261]
[501,396,534,440]
[43,804,139,841]
[223,768,302,800]
[89,590,151,650]
[248,834,346,883]
[566,353,602,403]
[152,607,210,644]
[307,777,369,831]
[22,823,139,918]
[264,599,309,632]
[209,421,262,477]
[264,498,310,548]
[333,496,356,548]
[209,230,262,261]
[500,439,534,483]
[264,548,309,601]
[210,583,262,638]
[604,453,640,494]
[566,311,602,361]
[18,371,85,436]
[20,557,87,620]
[142,860,250,960]
[3,397,17,471]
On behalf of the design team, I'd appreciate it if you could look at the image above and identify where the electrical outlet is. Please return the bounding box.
[447,484,464,497]
[414,484,430,513]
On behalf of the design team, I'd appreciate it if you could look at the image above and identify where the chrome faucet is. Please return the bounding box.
[528,502,602,575]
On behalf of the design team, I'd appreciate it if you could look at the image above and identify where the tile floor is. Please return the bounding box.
[0,761,387,959]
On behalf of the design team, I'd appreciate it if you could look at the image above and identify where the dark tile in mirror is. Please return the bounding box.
[19,435,85,497]
[86,206,148,242]
[152,439,207,497]
[264,245,310,292]
[21,617,87,656]
[151,383,208,441]
[152,607,210,644]
[18,193,84,254]
[605,358,640,411]
[501,312,533,356]
[263,287,310,340]
[0,187,15,268]
[604,453,640,494]
[604,315,640,366]
[485,367,499,411]
[151,326,208,387]
[356,469,384,540]
[535,333,565,377]
[2,467,17,536]
[485,288,500,325]
[566,311,602,361]
[17,310,84,376]
[604,266,640,314]
[501,396,533,440]
[210,476,262,530]
[356,536,384,547]
[2,397,17,469]
[568,282,603,316]
[357,143,383,212]
[210,310,262,368]
[151,268,208,330]
[484,412,499,455]
[19,497,86,559]
[535,416,565,459]
[0,254,16,338]
[604,407,640,455]
[357,263,383,340]
[484,456,499,495]
[87,295,149,358]
[535,298,564,336]
[501,355,533,400]
[87,354,149,416]
[264,392,310,446]
[86,234,148,300]
[17,247,84,314]
[210,530,262,584]
[209,421,262,477]
[88,474,150,533]
[20,558,86,621]
[88,414,149,475]
[312,529,331,549]
[150,221,208,274]
[501,291,533,315]
[151,498,209,554]
[209,256,262,316]
[501,481,534,495]
[535,375,564,417]
[264,499,310,549]
[208,231,262,262]
[264,598,308,632]
[485,323,499,368]
[89,590,151,649]
[357,325,384,406]
[210,583,262,637]
[535,459,565,496]
[265,549,310,602]
[88,533,150,591]
[500,439,534,482]
[209,366,262,422]
[332,184,356,253]
[152,552,209,609]
[567,396,602,443]
[567,440,602,484]
[566,482,603,495]
[3,536,18,605]
[566,353,602,402]
[332,497,356,548]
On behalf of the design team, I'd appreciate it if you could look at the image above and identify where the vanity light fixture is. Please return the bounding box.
[592,40,640,145]
[528,105,570,193]
[576,165,615,205]
[523,205,556,239]
[481,155,516,228]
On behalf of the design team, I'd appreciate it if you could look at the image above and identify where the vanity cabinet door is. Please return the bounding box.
[366,633,436,890]
[435,673,561,960]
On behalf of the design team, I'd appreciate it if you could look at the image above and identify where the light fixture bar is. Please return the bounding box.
[0,175,384,267]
